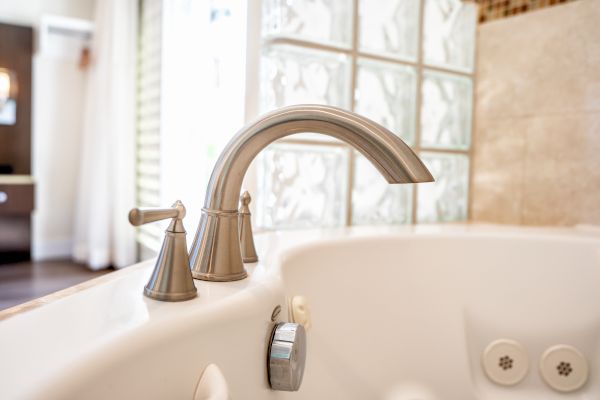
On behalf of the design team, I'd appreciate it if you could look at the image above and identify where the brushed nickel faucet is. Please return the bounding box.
[189,104,434,282]
[129,200,197,301]
[238,191,258,263]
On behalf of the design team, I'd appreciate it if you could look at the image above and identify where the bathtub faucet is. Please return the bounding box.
[189,104,434,281]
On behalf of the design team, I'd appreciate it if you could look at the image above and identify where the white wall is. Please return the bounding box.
[0,0,96,259]
[0,0,93,27]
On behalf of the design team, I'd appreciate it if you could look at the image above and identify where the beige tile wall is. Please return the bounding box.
[471,0,600,225]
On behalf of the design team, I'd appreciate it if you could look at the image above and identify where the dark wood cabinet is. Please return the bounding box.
[0,23,34,264]
[0,177,34,263]
[0,183,34,214]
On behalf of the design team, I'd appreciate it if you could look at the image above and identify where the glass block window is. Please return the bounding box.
[260,45,351,111]
[355,58,417,145]
[420,70,473,150]
[257,143,349,229]
[358,0,420,61]
[262,0,353,47]
[423,0,476,72]
[417,152,469,223]
[352,152,413,225]
[256,0,476,228]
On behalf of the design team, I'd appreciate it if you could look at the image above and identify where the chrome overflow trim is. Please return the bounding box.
[268,322,307,392]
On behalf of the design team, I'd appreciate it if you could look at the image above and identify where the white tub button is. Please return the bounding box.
[482,339,529,386]
[290,296,312,330]
[540,345,588,392]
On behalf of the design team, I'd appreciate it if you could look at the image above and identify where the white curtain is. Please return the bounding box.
[73,0,137,270]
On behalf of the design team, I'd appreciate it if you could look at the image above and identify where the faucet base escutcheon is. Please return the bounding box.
[190,208,248,282]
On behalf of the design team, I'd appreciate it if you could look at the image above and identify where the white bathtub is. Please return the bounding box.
[1,224,599,399]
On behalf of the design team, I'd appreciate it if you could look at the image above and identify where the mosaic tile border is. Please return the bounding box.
[475,0,577,23]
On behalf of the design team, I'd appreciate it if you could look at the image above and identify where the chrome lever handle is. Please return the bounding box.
[128,201,185,226]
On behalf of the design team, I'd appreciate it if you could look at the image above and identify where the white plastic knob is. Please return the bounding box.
[290,296,312,331]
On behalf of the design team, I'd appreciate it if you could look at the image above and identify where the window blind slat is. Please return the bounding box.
[136,0,163,253]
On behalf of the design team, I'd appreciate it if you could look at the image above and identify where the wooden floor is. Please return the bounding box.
[0,260,113,311]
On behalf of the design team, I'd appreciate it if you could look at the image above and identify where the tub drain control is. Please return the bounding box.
[268,322,307,392]
[482,339,529,386]
[540,344,588,392]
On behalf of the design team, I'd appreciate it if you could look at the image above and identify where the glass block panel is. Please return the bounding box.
[423,0,477,72]
[359,0,420,61]
[352,152,413,225]
[355,58,417,145]
[257,143,349,229]
[416,152,469,223]
[420,69,472,150]
[260,45,351,113]
[262,0,353,47]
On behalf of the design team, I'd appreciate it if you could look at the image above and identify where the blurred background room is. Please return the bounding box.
[0,0,597,309]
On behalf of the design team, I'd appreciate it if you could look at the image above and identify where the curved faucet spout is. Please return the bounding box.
[203,105,433,211]
[190,105,434,281]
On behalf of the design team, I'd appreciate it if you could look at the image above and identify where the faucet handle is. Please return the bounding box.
[239,191,251,209]
[238,191,258,263]
[129,200,186,232]
[128,200,197,301]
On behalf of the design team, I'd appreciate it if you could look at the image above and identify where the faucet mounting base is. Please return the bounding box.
[192,270,248,282]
